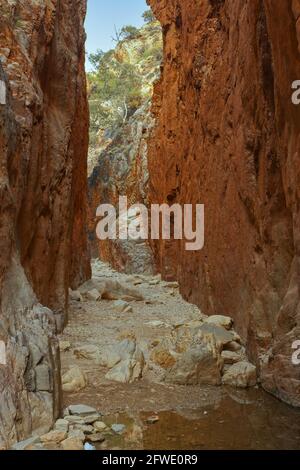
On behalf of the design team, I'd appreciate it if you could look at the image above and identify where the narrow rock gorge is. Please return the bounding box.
[0,0,90,448]
[148,0,300,406]
[1,0,300,453]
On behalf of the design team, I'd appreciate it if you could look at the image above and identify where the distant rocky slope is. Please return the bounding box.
[88,17,162,274]
[148,0,300,406]
[0,0,89,448]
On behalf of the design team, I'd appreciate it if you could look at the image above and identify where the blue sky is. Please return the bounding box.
[85,0,149,71]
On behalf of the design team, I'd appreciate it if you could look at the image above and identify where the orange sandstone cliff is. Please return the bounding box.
[148,0,300,406]
[0,0,90,447]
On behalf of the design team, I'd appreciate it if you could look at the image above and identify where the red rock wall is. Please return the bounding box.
[0,0,90,447]
[148,0,300,406]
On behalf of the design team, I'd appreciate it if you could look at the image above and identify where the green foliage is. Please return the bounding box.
[142,9,156,23]
[120,25,140,40]
[88,49,142,137]
[88,18,162,148]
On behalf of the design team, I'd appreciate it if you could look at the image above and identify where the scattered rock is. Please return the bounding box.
[93,421,108,432]
[73,344,101,362]
[86,289,101,301]
[69,289,83,302]
[73,424,94,435]
[68,429,85,442]
[222,361,257,388]
[221,350,242,365]
[104,339,145,383]
[62,366,87,392]
[204,315,233,330]
[61,437,83,450]
[54,419,69,433]
[111,424,126,434]
[113,300,133,314]
[87,433,105,443]
[60,340,71,352]
[68,404,97,416]
[146,416,159,425]
[40,430,67,444]
[82,414,102,424]
[84,442,96,450]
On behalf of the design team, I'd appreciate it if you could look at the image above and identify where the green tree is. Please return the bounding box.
[88,49,142,131]
[120,25,140,40]
[142,9,156,23]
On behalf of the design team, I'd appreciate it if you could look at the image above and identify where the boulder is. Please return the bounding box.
[62,366,87,393]
[204,315,233,330]
[165,344,222,386]
[40,430,67,444]
[222,361,257,388]
[61,437,83,450]
[104,339,145,383]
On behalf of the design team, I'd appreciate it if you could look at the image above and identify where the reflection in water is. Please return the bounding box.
[100,388,300,450]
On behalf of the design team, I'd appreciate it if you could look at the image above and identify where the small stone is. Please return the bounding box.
[86,289,101,301]
[111,424,126,434]
[69,289,83,302]
[87,433,106,443]
[54,419,69,433]
[93,421,107,432]
[146,416,159,425]
[61,437,83,450]
[221,350,242,365]
[74,424,94,435]
[73,344,100,361]
[64,415,85,424]
[82,414,102,424]
[68,429,85,442]
[60,341,71,352]
[40,430,67,444]
[113,300,133,314]
[68,404,97,416]
[84,442,96,450]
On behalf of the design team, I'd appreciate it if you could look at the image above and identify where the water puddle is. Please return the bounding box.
[98,388,300,450]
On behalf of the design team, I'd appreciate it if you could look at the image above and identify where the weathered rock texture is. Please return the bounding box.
[148,0,300,406]
[0,0,90,448]
[88,21,162,274]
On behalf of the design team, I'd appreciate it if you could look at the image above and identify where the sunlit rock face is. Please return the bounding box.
[0,0,90,447]
[88,20,162,274]
[148,0,300,406]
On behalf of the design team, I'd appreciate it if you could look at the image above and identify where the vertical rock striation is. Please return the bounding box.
[0,0,90,447]
[148,0,300,406]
